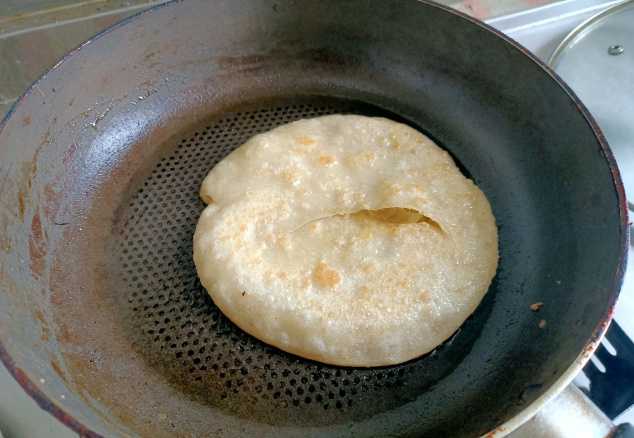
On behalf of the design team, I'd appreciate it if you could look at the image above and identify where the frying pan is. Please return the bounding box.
[0,0,628,436]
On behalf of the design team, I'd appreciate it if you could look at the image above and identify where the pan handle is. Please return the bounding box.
[508,385,633,438]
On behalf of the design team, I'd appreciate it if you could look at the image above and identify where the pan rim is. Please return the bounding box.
[0,0,627,436]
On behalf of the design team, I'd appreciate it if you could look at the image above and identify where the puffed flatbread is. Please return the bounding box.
[193,115,498,366]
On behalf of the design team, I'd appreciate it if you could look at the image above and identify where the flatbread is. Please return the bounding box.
[193,115,498,366]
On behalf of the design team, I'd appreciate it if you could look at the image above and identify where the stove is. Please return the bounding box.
[0,0,632,436]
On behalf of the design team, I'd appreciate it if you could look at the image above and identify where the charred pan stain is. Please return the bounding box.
[587,305,615,350]
[43,184,60,219]
[0,211,11,253]
[39,129,51,147]
[0,238,9,253]
[21,115,31,126]
[30,142,71,225]
[28,211,47,277]
[55,322,79,345]
[18,192,25,219]
[50,358,67,383]
[42,170,66,223]
[27,142,45,192]
[143,50,159,62]
[216,48,355,75]
[17,138,49,220]
[215,54,270,75]
[51,288,66,307]
[33,309,46,324]
[216,53,268,66]
[33,309,51,342]
[302,47,351,66]
[484,426,506,438]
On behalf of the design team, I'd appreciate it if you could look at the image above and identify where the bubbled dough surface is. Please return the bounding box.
[193,115,498,367]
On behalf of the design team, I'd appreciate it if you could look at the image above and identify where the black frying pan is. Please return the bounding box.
[0,0,627,436]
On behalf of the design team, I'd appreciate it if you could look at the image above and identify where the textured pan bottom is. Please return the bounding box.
[111,96,489,426]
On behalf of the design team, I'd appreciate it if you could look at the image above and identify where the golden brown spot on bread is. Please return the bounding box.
[313,261,341,288]
[419,290,432,303]
[346,151,376,167]
[277,272,288,280]
[358,285,370,299]
[297,136,315,145]
[239,224,246,232]
[361,263,375,273]
[280,169,298,183]
[201,194,214,204]
[301,276,310,289]
[319,155,335,166]
[276,234,290,250]
[390,134,401,150]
